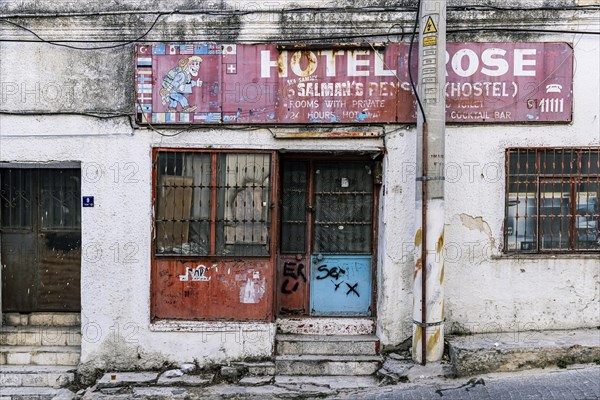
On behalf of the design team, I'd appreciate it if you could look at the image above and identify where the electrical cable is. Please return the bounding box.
[0,12,171,50]
[0,8,598,51]
[408,0,426,124]
[0,5,598,19]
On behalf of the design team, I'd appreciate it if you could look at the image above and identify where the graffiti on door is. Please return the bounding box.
[310,256,372,316]
[281,261,307,294]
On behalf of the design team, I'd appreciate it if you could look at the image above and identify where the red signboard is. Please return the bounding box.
[135,42,572,124]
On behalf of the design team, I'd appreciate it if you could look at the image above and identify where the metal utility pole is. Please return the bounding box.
[412,0,446,364]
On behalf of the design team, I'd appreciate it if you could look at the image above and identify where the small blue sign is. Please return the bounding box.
[83,196,94,207]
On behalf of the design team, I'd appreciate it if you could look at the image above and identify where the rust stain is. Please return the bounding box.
[154,259,272,320]
[427,327,441,353]
[440,263,445,284]
[415,228,422,246]
[413,326,422,355]
[277,51,286,76]
[441,300,445,319]
[414,257,422,280]
[290,51,318,77]
[436,229,444,253]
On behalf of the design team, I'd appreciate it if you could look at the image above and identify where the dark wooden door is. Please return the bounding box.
[1,168,81,312]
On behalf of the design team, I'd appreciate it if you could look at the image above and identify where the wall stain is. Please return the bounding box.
[459,213,496,248]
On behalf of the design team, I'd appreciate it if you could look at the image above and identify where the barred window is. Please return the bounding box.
[155,151,272,257]
[505,148,600,253]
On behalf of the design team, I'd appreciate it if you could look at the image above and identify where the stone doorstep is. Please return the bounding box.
[0,326,81,346]
[0,365,75,388]
[275,354,382,376]
[132,387,189,399]
[231,361,276,376]
[96,372,159,389]
[448,328,600,377]
[274,375,379,389]
[156,373,214,387]
[276,318,376,336]
[276,334,379,356]
[0,345,80,366]
[3,313,81,327]
[0,386,74,399]
[238,375,274,386]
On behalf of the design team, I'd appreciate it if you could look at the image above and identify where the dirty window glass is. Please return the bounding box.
[155,152,212,255]
[39,169,81,230]
[0,169,34,229]
[155,151,271,257]
[216,153,271,257]
[313,163,373,254]
[280,161,307,254]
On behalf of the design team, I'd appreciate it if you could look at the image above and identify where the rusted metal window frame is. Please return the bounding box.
[504,147,600,254]
[152,148,278,259]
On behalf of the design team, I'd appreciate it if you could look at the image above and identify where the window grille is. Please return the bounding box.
[155,151,272,257]
[505,148,600,252]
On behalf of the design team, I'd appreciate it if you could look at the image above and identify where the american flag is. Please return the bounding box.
[180,45,194,54]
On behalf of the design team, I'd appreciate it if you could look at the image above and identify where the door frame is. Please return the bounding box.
[275,152,382,319]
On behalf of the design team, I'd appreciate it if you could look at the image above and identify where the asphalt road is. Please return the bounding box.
[334,365,600,400]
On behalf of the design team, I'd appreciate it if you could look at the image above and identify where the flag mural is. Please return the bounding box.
[135,42,573,125]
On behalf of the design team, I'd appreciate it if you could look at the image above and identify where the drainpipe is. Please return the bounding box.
[412,0,446,365]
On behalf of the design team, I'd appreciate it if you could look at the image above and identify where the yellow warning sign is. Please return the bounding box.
[423,36,437,47]
[424,16,438,34]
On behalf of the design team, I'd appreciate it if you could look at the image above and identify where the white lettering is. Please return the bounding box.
[514,49,537,76]
[347,50,370,76]
[481,48,509,77]
[260,50,287,78]
[320,50,344,77]
[452,49,479,77]
[374,50,395,76]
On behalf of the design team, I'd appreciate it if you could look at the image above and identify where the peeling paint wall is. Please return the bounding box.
[0,1,599,374]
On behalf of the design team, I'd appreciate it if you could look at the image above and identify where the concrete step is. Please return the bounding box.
[231,361,276,376]
[0,345,80,366]
[3,313,80,327]
[275,354,382,375]
[0,326,81,346]
[448,328,600,377]
[0,365,75,388]
[276,334,379,355]
[274,375,379,389]
[0,386,74,399]
[277,318,375,335]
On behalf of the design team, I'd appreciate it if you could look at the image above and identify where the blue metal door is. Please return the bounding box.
[310,255,372,316]
[309,163,373,316]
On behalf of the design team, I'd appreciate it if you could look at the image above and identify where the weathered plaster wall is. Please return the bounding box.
[1,1,599,373]
[442,33,600,336]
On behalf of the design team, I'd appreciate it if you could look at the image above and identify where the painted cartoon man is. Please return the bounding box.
[159,56,203,112]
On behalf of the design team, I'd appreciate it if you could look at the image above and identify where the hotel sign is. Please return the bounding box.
[135,42,572,124]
